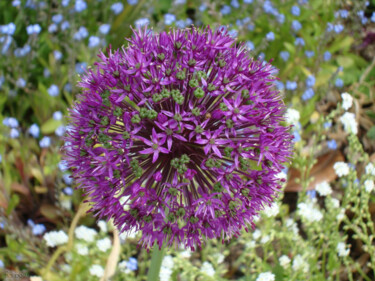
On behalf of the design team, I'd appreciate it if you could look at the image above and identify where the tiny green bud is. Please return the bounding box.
[101,116,109,126]
[207,83,216,92]
[157,53,165,61]
[194,88,204,99]
[131,114,141,124]
[189,78,199,88]
[192,107,201,116]
[140,108,148,118]
[113,106,123,117]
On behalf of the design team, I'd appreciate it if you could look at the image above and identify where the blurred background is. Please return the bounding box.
[1,0,375,280]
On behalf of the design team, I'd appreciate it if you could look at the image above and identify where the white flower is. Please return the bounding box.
[75,225,97,242]
[179,250,191,258]
[118,260,130,274]
[89,264,104,277]
[61,264,71,273]
[341,92,353,110]
[365,163,375,176]
[256,271,275,281]
[201,261,215,277]
[261,235,270,244]
[214,253,225,263]
[279,255,291,268]
[364,180,374,193]
[161,255,174,269]
[30,276,43,281]
[245,240,256,249]
[60,199,72,210]
[292,255,309,273]
[160,266,173,281]
[315,181,332,196]
[330,198,340,208]
[97,237,111,252]
[263,202,279,217]
[253,229,261,240]
[285,218,299,236]
[76,243,89,255]
[337,242,350,257]
[333,162,350,177]
[97,220,108,233]
[297,202,323,222]
[340,112,358,134]
[285,108,300,126]
[336,208,346,221]
[43,230,68,247]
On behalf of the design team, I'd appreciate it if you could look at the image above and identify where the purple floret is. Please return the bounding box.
[63,26,293,251]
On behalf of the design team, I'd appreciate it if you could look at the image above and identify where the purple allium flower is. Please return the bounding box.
[64,27,293,250]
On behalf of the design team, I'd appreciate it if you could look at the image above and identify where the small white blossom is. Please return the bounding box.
[97,220,108,233]
[279,255,291,268]
[43,230,68,247]
[263,202,279,217]
[201,261,215,277]
[253,229,261,240]
[336,208,346,221]
[256,271,275,281]
[89,264,104,277]
[30,276,43,281]
[315,181,332,196]
[214,253,225,263]
[285,218,299,236]
[160,266,173,281]
[340,112,358,134]
[75,225,97,242]
[76,243,89,255]
[179,250,191,258]
[365,163,375,176]
[333,162,350,177]
[285,108,300,126]
[261,235,270,244]
[118,260,130,274]
[297,202,323,222]
[330,198,340,208]
[292,255,309,273]
[245,240,256,249]
[341,92,353,110]
[337,242,350,257]
[61,264,71,273]
[97,237,111,252]
[161,255,174,269]
[364,180,374,193]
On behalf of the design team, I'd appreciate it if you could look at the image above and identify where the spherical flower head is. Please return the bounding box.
[63,26,293,250]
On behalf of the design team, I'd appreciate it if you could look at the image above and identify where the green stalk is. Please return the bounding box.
[147,244,165,281]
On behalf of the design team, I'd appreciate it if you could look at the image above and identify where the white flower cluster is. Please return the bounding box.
[339,112,358,134]
[256,271,275,281]
[97,220,108,233]
[315,181,332,196]
[75,225,97,242]
[200,261,215,277]
[292,254,309,273]
[160,255,174,281]
[333,162,350,177]
[365,163,375,176]
[285,108,300,126]
[97,237,112,252]
[89,264,104,277]
[364,179,374,193]
[76,243,89,255]
[341,92,353,110]
[263,202,280,217]
[297,201,323,222]
[285,218,299,237]
[337,242,350,257]
[43,230,68,247]
[279,255,291,269]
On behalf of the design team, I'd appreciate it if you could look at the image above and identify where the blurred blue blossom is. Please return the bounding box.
[14,45,31,57]
[52,14,63,24]
[246,41,254,50]
[75,62,87,74]
[305,50,314,58]
[45,69,51,78]
[53,111,63,120]
[306,190,316,199]
[323,51,331,61]
[221,5,231,15]
[27,219,46,235]
[111,2,124,15]
[62,0,70,7]
[231,0,240,8]
[327,139,337,150]
[88,36,100,48]
[48,85,59,97]
[39,136,51,148]
[276,13,285,24]
[291,20,302,31]
[292,130,301,142]
[286,81,297,91]
[1,36,12,54]
[263,1,276,15]
[61,21,70,31]
[336,9,349,19]
[371,12,375,23]
[302,88,314,101]
[135,18,150,28]
[244,0,253,3]
[275,81,284,90]
[266,32,275,41]
[73,26,88,41]
[128,0,138,5]
[64,83,72,92]
[0,23,16,35]
[53,50,62,60]
[16,78,26,88]
[126,257,138,271]
[295,37,305,46]
[75,0,87,12]
[164,14,176,25]
[334,24,344,34]
[335,78,343,88]
[0,76,4,89]
[48,24,58,33]
[99,24,111,35]
[326,23,333,32]
[63,187,73,195]
[10,128,20,138]
[3,117,19,128]
[199,4,207,12]
[228,29,238,38]
[59,161,68,172]
[0,260,4,268]
[26,24,41,35]
[291,5,300,16]
[63,173,73,185]
[12,0,21,6]
[306,75,315,87]
[55,125,66,137]
[323,122,332,129]
[29,124,40,138]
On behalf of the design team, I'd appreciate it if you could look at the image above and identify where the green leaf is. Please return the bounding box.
[367,126,375,140]
[41,118,63,134]
[6,194,20,215]
[249,160,263,171]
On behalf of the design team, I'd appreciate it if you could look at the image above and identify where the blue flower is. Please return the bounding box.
[29,124,40,138]
[99,24,111,35]
[291,5,300,16]
[63,187,73,195]
[75,62,87,74]
[164,14,176,25]
[53,50,62,60]
[266,31,275,41]
[0,259,3,268]
[291,20,302,31]
[64,83,72,92]
[39,136,51,148]
[246,41,254,50]
[335,78,343,88]
[244,0,253,3]
[361,17,368,25]
[10,128,20,138]
[326,22,333,32]
[26,24,41,35]
[263,1,276,15]
[55,125,66,137]
[306,190,316,199]
[323,122,332,129]
[338,9,349,19]
[0,76,4,89]
[305,50,314,58]
[280,51,289,61]
[371,12,375,23]
[327,139,337,150]
[277,14,285,24]
[59,160,69,171]
[199,4,207,11]
[228,29,238,38]
[111,2,124,15]
[1,36,12,54]
[3,117,19,128]
[323,51,331,61]
[134,18,150,28]
[175,20,186,29]
[295,37,305,46]
[231,0,240,8]
[128,0,138,5]
[52,14,63,24]
[305,75,315,87]
[73,26,88,41]
[62,0,70,7]
[75,0,87,12]
[53,111,63,120]
[27,219,46,235]
[12,0,21,6]
[126,257,138,271]
[0,23,16,35]
[16,78,26,88]
[292,130,301,142]
[334,24,344,33]
[48,85,59,97]
[286,80,297,91]
[63,173,73,185]
[302,88,314,101]
[14,44,31,57]
[275,81,284,90]
[48,24,58,33]
[88,36,100,48]
[61,21,70,31]
[221,5,231,15]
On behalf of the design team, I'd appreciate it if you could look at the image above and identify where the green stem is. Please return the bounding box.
[147,244,165,281]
